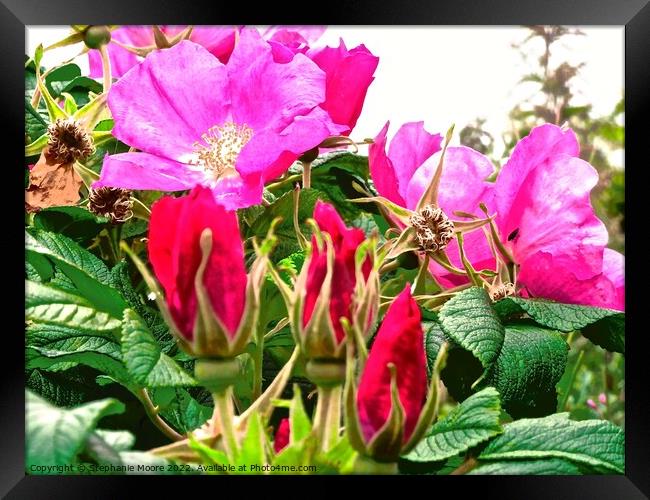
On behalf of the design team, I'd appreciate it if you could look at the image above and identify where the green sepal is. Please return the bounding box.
[415,124,454,211]
[365,363,405,462]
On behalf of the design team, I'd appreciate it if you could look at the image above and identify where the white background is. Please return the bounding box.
[27,26,624,160]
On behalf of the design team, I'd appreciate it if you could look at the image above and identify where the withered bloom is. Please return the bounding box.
[88,187,134,224]
[409,204,455,253]
[25,119,95,212]
[46,118,95,164]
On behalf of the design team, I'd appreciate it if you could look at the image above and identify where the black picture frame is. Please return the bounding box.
[3,0,648,497]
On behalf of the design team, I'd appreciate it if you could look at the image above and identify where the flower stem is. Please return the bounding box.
[212,387,239,461]
[313,384,342,452]
[137,388,184,442]
[99,44,112,93]
[302,161,312,189]
[558,349,584,411]
[450,456,478,475]
[352,454,398,474]
[252,333,264,401]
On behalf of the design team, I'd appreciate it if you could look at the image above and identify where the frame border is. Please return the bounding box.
[3,0,648,496]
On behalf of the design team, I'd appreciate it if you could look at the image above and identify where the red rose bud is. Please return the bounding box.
[308,41,379,134]
[148,186,267,358]
[274,418,291,453]
[353,286,428,461]
[297,200,375,362]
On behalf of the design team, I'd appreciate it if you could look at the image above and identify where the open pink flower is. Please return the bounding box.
[369,121,497,286]
[88,25,239,79]
[492,124,624,311]
[95,29,345,209]
[356,286,427,447]
[369,121,624,311]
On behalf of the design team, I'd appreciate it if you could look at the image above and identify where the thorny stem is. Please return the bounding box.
[137,388,184,442]
[212,387,239,460]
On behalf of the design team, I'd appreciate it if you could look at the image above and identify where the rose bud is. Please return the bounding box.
[285,201,378,385]
[147,186,269,369]
[273,418,291,454]
[346,286,439,466]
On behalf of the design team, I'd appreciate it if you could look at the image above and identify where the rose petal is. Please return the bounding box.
[308,40,379,133]
[227,29,327,132]
[95,152,204,192]
[108,40,231,162]
[368,121,406,206]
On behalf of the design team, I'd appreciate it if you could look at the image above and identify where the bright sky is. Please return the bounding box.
[26,26,623,159]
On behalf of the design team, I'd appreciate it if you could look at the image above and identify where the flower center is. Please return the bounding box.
[488,282,516,302]
[409,204,455,253]
[47,118,95,164]
[191,121,253,179]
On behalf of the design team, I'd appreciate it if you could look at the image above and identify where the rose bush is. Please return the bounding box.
[24,25,624,476]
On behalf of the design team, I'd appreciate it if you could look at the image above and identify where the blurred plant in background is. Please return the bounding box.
[461,25,624,428]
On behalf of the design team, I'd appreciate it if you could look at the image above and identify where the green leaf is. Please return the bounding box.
[422,317,447,378]
[249,188,325,260]
[403,387,503,463]
[152,388,212,433]
[236,411,267,468]
[33,206,108,245]
[27,323,121,360]
[25,98,49,146]
[275,251,305,285]
[479,322,568,418]
[26,229,127,317]
[469,458,582,475]
[121,309,196,387]
[94,429,136,452]
[45,63,81,97]
[478,413,624,474]
[439,287,504,377]
[495,297,624,354]
[26,367,94,407]
[309,152,375,222]
[26,281,122,333]
[26,321,130,386]
[289,384,312,444]
[26,390,125,468]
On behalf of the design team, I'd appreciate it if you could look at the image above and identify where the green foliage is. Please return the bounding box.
[478,323,568,418]
[121,309,196,388]
[496,297,624,354]
[26,390,124,469]
[469,458,582,475]
[403,387,503,463]
[33,206,108,245]
[478,413,624,474]
[439,287,504,377]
